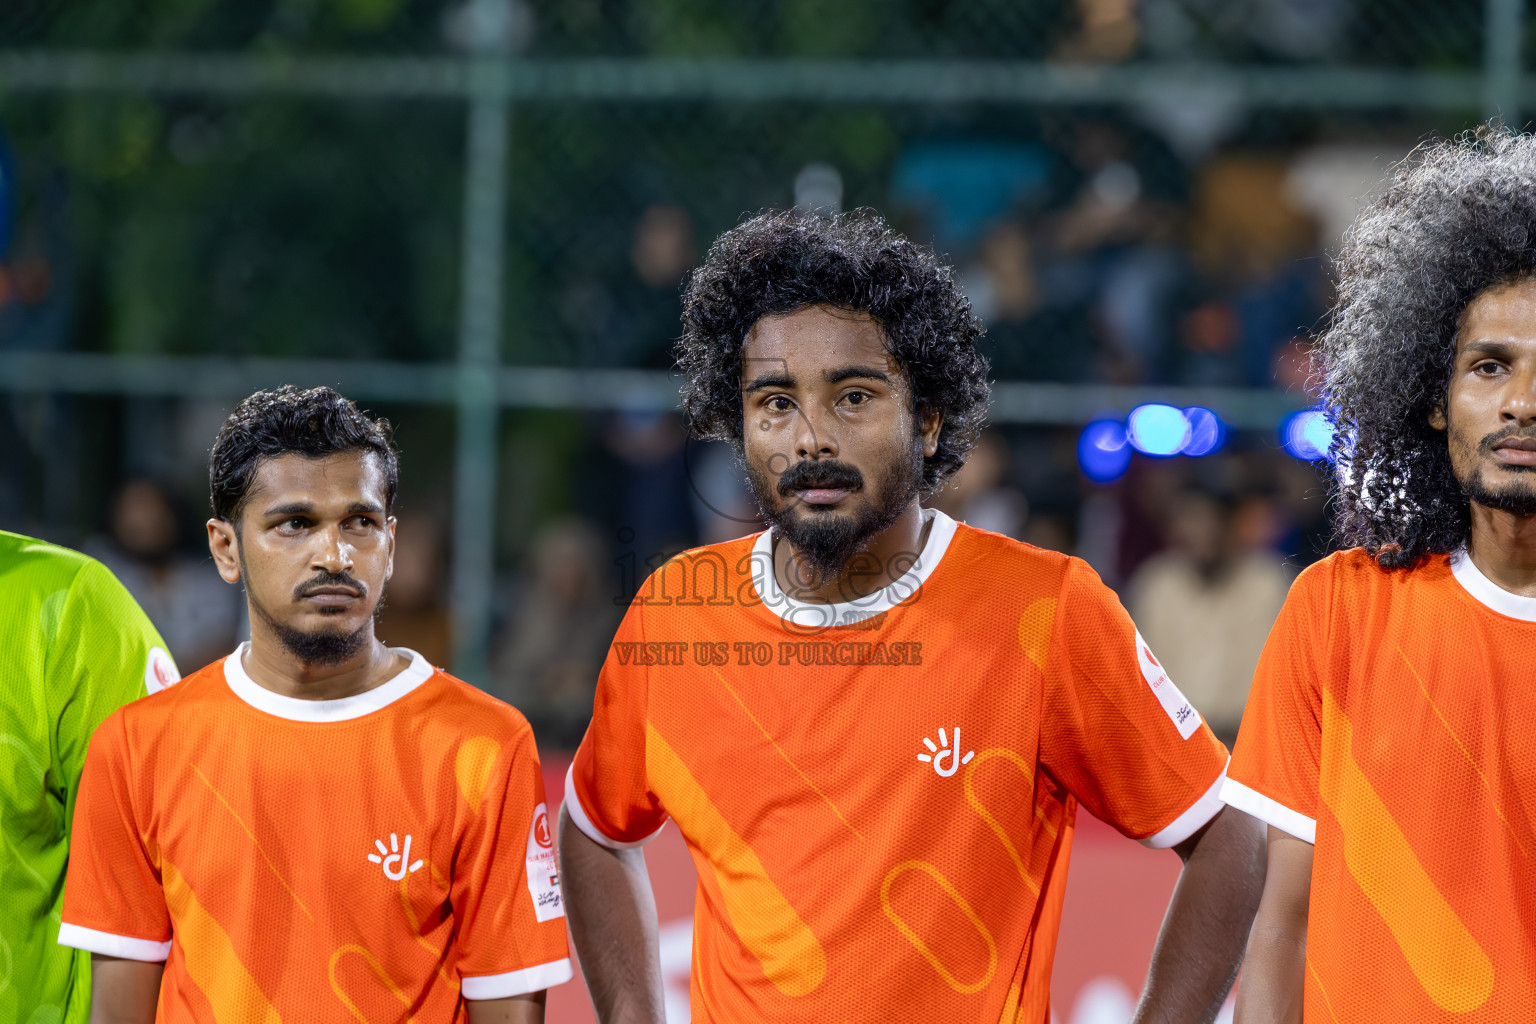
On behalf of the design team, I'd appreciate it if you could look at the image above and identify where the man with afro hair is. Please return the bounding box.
[1226,126,1536,1021]
[561,209,1265,1023]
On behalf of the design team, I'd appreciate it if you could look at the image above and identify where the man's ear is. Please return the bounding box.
[919,406,944,459]
[384,516,397,583]
[207,518,242,583]
[1428,403,1448,431]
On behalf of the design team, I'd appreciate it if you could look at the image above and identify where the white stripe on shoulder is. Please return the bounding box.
[57,922,171,962]
[1140,760,1228,849]
[563,762,665,850]
[462,957,575,999]
[1220,776,1316,844]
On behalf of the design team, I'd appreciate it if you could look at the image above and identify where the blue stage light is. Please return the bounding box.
[1180,407,1225,457]
[1078,419,1132,483]
[1126,404,1190,456]
[1282,408,1335,461]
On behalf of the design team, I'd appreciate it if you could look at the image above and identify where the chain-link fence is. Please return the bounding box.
[0,0,1526,741]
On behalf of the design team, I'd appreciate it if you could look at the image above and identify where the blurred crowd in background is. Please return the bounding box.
[0,0,1485,747]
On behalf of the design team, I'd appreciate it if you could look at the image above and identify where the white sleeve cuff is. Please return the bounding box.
[563,762,665,851]
[1139,760,1229,849]
[1220,777,1316,844]
[462,957,574,999]
[58,922,171,962]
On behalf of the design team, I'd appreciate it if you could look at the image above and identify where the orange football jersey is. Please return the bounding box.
[1225,549,1536,1021]
[60,645,571,1020]
[568,510,1230,1023]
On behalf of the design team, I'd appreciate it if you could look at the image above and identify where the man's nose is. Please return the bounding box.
[312,526,354,574]
[793,404,839,460]
[1501,365,1536,426]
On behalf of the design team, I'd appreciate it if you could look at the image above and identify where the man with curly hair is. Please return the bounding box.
[561,209,1265,1023]
[1226,128,1536,1022]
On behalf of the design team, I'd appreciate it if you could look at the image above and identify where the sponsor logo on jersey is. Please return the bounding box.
[916,726,975,778]
[367,833,424,881]
[144,646,181,695]
[525,801,564,922]
[1133,630,1202,740]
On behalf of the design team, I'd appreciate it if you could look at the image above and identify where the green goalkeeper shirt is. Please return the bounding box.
[0,530,178,1024]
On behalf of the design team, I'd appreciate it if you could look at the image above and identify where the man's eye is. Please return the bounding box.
[845,391,868,405]
[767,396,792,412]
[284,518,308,530]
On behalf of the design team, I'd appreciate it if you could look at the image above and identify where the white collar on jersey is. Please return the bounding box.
[222,642,436,722]
[751,507,958,630]
[1449,548,1536,622]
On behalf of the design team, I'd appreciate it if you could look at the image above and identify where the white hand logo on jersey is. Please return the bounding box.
[368,833,424,881]
[917,727,975,778]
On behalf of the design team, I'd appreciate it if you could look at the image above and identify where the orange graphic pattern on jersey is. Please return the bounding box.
[572,520,1229,1023]
[1229,551,1536,1022]
[63,657,569,1020]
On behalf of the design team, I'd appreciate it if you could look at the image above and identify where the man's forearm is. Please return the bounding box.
[1132,806,1267,1024]
[558,804,666,1024]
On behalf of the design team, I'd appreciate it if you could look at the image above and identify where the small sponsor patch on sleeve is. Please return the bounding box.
[1133,630,1201,740]
[524,802,564,922]
[144,646,181,695]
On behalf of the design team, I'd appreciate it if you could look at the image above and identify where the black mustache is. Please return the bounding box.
[777,460,865,497]
[293,571,368,600]
[1478,426,1536,455]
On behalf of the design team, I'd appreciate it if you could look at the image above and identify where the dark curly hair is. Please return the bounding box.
[677,208,990,495]
[210,385,399,523]
[1320,126,1536,568]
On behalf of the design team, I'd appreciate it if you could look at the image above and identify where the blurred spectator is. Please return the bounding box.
[1128,488,1291,743]
[583,411,698,574]
[1022,510,1075,554]
[631,204,695,290]
[686,438,761,546]
[926,429,1028,538]
[85,478,244,672]
[889,140,1053,252]
[492,518,620,744]
[375,514,452,668]
[1180,154,1326,387]
[1055,0,1139,64]
[1043,123,1186,383]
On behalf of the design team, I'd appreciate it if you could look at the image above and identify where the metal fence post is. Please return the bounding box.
[1485,0,1525,123]
[449,61,509,686]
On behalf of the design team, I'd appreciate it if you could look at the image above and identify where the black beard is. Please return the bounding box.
[746,437,923,588]
[254,602,373,666]
[240,549,384,667]
[1460,426,1536,516]
[1464,467,1536,516]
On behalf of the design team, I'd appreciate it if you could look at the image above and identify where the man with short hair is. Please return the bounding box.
[1228,129,1536,1023]
[1,531,178,1024]
[560,210,1266,1023]
[61,386,569,1022]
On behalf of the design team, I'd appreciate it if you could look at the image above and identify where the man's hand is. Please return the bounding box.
[466,990,546,1023]
[89,955,163,1024]
[558,804,666,1024]
[1132,805,1268,1024]
[1233,826,1312,1024]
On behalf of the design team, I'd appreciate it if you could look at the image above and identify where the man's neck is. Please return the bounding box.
[1466,502,1536,598]
[773,500,931,605]
[242,622,406,701]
